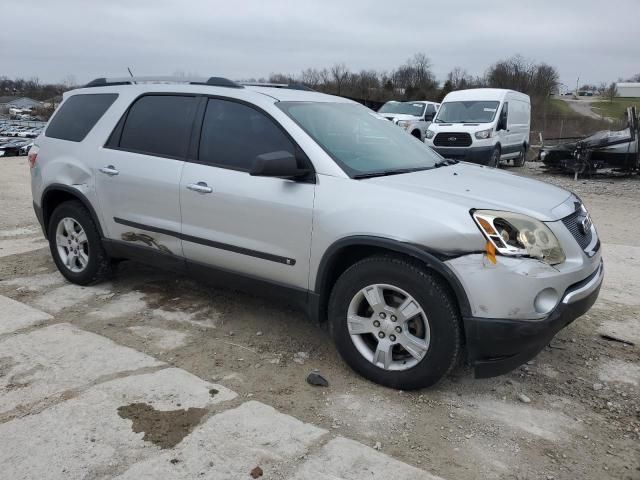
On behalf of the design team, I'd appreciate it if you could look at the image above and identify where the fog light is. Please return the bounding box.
[534,288,559,314]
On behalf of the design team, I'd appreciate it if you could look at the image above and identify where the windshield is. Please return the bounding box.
[378,101,426,117]
[434,101,500,123]
[278,102,440,177]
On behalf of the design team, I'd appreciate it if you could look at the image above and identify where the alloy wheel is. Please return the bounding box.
[346,283,430,371]
[55,217,89,273]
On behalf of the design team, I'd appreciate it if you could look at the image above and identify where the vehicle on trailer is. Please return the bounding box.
[425,88,530,167]
[539,106,639,175]
[377,100,439,141]
[30,76,602,390]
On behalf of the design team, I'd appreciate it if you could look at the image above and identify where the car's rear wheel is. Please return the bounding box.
[48,200,112,285]
[513,146,526,167]
[329,255,461,390]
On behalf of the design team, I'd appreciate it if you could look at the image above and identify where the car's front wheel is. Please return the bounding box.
[487,146,501,168]
[329,255,461,390]
[48,200,112,285]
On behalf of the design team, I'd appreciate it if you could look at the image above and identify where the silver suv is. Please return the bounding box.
[29,76,603,389]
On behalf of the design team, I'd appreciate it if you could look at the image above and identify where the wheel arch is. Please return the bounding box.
[312,236,472,323]
[41,184,105,240]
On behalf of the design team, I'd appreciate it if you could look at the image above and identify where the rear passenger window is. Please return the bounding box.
[46,94,118,142]
[198,99,295,171]
[118,95,198,159]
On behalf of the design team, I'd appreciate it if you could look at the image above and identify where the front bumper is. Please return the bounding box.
[464,260,603,378]
[430,145,494,164]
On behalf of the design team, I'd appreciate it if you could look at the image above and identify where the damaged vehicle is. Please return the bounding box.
[377,100,439,140]
[539,106,639,175]
[30,76,603,389]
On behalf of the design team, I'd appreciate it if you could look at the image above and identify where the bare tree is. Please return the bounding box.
[447,67,474,90]
[330,63,349,95]
[605,82,618,102]
[486,55,558,98]
[61,75,77,89]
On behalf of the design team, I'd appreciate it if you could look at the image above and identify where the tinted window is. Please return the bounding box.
[426,104,436,114]
[119,95,198,158]
[199,99,294,170]
[46,93,117,142]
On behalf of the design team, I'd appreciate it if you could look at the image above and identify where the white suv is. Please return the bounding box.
[29,76,603,389]
[378,100,439,141]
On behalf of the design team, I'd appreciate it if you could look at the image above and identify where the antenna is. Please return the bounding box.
[127,67,136,84]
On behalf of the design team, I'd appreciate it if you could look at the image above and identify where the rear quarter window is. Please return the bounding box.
[46,93,118,142]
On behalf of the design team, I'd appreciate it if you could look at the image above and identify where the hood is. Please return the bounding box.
[381,113,421,122]
[367,163,573,221]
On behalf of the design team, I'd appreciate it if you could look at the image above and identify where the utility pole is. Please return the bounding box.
[576,76,579,95]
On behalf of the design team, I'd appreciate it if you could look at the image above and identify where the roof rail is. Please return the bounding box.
[240,82,314,92]
[83,76,243,89]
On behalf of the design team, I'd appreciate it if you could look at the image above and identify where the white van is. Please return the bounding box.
[425,89,530,167]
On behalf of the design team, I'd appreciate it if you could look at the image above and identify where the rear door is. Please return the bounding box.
[94,94,199,257]
[179,97,315,289]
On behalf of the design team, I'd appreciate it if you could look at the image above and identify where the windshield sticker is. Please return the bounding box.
[412,103,422,107]
[484,108,497,112]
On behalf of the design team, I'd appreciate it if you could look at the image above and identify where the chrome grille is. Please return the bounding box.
[562,208,594,251]
[433,132,472,147]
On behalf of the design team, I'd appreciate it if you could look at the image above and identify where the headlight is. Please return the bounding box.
[425,129,435,139]
[472,210,565,265]
[474,128,493,140]
[397,120,411,129]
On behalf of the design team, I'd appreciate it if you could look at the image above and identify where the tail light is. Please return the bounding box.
[28,145,39,169]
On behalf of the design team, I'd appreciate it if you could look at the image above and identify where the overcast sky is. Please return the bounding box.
[3,0,638,87]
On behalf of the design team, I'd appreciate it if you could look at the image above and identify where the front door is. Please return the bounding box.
[180,98,315,289]
[94,94,199,257]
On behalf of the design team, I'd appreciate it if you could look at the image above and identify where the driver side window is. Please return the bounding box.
[198,99,296,171]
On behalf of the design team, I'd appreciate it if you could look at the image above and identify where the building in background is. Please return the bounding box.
[616,83,640,98]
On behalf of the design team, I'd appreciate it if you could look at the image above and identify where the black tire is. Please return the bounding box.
[513,146,526,167]
[487,146,501,168]
[328,255,462,390]
[411,130,422,140]
[48,200,112,285]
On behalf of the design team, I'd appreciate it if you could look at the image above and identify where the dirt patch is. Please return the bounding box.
[117,402,208,449]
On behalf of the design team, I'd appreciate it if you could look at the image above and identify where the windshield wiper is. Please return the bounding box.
[434,158,459,167]
[353,166,432,179]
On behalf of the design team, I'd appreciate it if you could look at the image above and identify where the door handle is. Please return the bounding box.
[187,181,213,194]
[99,165,119,176]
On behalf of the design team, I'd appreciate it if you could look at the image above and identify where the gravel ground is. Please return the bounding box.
[1,156,638,479]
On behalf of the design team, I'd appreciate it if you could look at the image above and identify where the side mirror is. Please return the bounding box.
[424,113,434,121]
[250,151,310,180]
